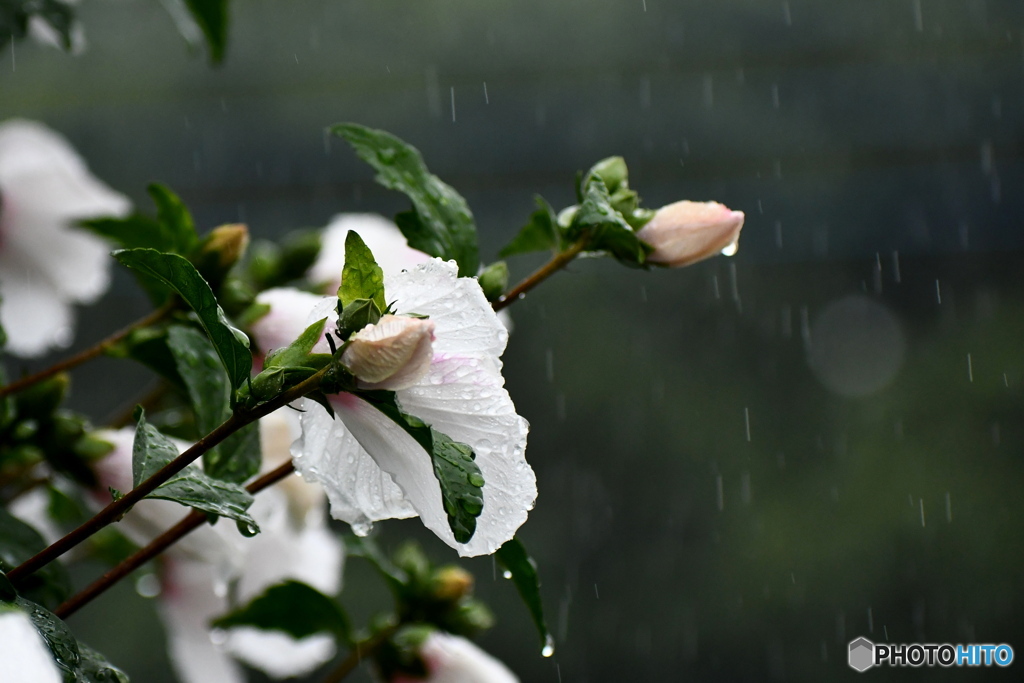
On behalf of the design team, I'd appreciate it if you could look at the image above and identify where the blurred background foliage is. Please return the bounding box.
[3,0,1023,680]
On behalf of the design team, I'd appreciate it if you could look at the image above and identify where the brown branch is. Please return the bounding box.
[6,365,329,586]
[0,302,174,400]
[493,239,587,312]
[54,460,296,619]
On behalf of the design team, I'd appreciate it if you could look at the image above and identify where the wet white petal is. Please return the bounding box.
[407,632,519,683]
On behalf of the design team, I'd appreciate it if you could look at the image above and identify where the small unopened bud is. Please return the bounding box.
[430,566,474,602]
[341,315,435,390]
[200,224,250,270]
[636,200,745,268]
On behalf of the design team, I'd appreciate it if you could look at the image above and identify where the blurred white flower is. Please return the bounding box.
[391,632,519,683]
[251,287,325,359]
[636,200,744,268]
[309,214,432,294]
[92,412,343,683]
[0,608,62,683]
[294,259,535,557]
[0,119,130,357]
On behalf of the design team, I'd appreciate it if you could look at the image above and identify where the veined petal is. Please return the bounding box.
[386,259,508,362]
[398,357,534,557]
[293,396,416,535]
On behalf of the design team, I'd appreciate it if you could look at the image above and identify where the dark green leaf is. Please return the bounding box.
[79,214,171,252]
[132,409,258,528]
[586,156,628,193]
[206,422,260,483]
[212,580,350,643]
[495,538,552,651]
[332,123,479,276]
[499,196,560,258]
[147,184,199,255]
[77,643,129,683]
[340,231,386,311]
[573,177,652,268]
[167,325,230,436]
[182,0,229,63]
[16,596,80,681]
[0,509,71,608]
[114,249,252,388]
[111,327,185,390]
[358,391,484,544]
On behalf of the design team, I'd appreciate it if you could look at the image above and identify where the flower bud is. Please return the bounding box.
[636,200,745,268]
[429,566,475,603]
[341,315,435,391]
[193,223,250,291]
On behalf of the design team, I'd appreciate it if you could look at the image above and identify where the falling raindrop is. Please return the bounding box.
[542,634,556,657]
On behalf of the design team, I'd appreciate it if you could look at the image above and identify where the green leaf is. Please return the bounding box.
[331,123,479,276]
[573,177,652,268]
[77,643,130,683]
[342,535,407,597]
[16,596,80,681]
[264,318,327,369]
[212,580,351,644]
[167,325,231,436]
[0,508,71,608]
[79,214,171,252]
[182,0,229,64]
[495,538,552,652]
[165,325,260,482]
[147,184,199,255]
[358,391,484,544]
[336,298,381,340]
[586,156,628,193]
[339,231,387,311]
[114,249,252,389]
[499,196,560,258]
[132,409,258,528]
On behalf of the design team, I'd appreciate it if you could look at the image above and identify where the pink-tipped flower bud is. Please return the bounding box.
[636,200,745,268]
[341,315,435,391]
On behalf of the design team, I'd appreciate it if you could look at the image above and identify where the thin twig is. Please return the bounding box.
[6,366,329,586]
[55,460,296,619]
[493,240,587,312]
[0,303,174,400]
[321,625,399,683]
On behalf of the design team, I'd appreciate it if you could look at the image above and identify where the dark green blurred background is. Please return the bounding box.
[3,0,1023,680]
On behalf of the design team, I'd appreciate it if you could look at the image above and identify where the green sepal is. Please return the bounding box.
[357,391,484,543]
[339,231,387,312]
[114,248,252,389]
[264,318,327,369]
[337,298,382,340]
[331,123,480,276]
[571,177,652,268]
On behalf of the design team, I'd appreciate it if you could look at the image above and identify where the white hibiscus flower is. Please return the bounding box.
[292,258,535,557]
[0,119,130,357]
[390,632,519,683]
[93,412,344,682]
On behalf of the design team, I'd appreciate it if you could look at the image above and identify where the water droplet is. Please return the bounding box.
[542,634,556,657]
[135,573,161,598]
[502,569,513,579]
[721,241,739,257]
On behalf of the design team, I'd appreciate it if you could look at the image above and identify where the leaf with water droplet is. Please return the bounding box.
[331,123,480,277]
[495,537,552,653]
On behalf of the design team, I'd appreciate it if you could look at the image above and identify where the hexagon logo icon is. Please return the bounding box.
[849,637,875,672]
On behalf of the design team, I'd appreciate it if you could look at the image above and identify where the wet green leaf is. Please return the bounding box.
[114,249,252,389]
[332,123,479,276]
[212,580,351,644]
[496,537,552,652]
[500,196,561,258]
[339,230,387,311]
